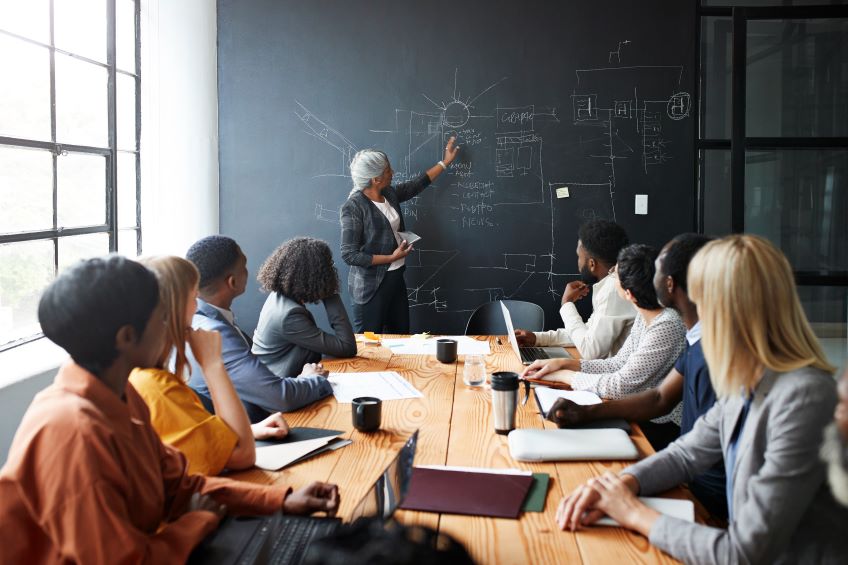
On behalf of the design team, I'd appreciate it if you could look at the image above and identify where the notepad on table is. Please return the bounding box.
[596,497,695,526]
[534,387,603,415]
[400,466,534,519]
[254,429,349,471]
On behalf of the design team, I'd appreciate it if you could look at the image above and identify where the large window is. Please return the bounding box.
[697,1,848,354]
[0,0,140,349]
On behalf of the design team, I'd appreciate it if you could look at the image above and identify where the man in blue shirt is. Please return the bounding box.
[547,233,727,519]
[185,236,333,422]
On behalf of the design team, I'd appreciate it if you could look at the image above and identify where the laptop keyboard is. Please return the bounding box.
[269,516,340,565]
[520,347,550,363]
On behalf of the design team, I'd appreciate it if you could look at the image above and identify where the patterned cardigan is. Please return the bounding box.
[339,174,431,304]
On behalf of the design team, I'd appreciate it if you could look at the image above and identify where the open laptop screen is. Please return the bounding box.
[500,301,523,360]
[348,431,418,522]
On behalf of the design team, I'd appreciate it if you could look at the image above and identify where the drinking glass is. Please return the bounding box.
[463,355,486,387]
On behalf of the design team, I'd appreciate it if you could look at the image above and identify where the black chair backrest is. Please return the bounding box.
[464,300,545,335]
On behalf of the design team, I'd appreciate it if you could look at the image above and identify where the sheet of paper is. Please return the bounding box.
[596,497,694,526]
[534,386,602,415]
[382,336,490,355]
[327,371,424,403]
[254,436,334,471]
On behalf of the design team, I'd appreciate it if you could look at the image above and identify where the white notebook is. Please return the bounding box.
[508,428,638,461]
[534,387,602,415]
[596,497,695,526]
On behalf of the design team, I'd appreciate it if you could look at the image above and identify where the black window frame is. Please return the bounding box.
[696,2,848,288]
[0,0,142,351]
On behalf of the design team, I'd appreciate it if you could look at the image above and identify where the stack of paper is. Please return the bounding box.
[327,371,423,403]
[254,428,350,471]
[382,336,490,355]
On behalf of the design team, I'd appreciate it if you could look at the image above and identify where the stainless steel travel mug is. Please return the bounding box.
[491,371,519,435]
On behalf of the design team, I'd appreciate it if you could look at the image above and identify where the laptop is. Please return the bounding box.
[189,431,418,565]
[500,301,571,365]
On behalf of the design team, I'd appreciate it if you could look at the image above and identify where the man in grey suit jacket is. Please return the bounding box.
[185,236,332,422]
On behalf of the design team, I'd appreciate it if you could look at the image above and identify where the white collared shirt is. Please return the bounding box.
[206,303,251,347]
[686,320,702,346]
[533,274,637,359]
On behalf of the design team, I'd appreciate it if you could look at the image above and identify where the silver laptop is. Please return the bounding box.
[500,301,570,365]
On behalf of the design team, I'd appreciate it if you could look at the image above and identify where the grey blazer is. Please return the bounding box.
[339,174,430,304]
[252,293,356,378]
[623,366,848,564]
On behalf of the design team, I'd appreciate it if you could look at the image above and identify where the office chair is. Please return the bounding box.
[464,300,545,335]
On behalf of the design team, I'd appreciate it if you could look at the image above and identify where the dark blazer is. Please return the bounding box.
[339,174,430,304]
[187,299,332,422]
[623,366,848,564]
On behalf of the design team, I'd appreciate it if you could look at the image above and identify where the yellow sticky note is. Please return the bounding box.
[556,186,570,199]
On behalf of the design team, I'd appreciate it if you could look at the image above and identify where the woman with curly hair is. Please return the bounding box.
[252,237,357,378]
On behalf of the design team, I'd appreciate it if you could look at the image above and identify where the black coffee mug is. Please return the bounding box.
[436,338,458,363]
[352,396,382,432]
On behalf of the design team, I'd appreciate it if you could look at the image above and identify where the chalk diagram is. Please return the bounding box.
[296,46,691,329]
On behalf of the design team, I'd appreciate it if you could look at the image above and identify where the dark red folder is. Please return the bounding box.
[400,468,534,519]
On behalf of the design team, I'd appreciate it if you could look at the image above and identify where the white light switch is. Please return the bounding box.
[635,194,648,215]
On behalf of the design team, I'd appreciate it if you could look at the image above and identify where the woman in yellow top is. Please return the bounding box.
[130,256,292,475]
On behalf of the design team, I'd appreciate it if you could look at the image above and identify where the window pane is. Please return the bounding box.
[0,34,51,141]
[702,150,732,236]
[58,233,109,273]
[117,228,138,257]
[116,0,136,73]
[57,153,106,228]
[745,150,848,273]
[117,152,137,228]
[798,285,847,370]
[55,54,108,147]
[0,240,54,345]
[703,0,848,5]
[701,17,732,140]
[747,19,848,137]
[54,0,107,63]
[0,146,53,234]
[0,0,50,43]
[117,73,137,150]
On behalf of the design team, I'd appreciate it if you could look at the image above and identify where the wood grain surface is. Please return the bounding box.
[231,336,697,564]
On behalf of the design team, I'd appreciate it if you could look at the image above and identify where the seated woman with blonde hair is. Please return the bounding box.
[556,235,848,563]
[130,256,292,475]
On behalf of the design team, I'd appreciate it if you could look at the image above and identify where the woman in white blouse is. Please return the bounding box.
[522,244,686,441]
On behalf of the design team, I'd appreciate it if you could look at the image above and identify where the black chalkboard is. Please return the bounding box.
[218,0,696,335]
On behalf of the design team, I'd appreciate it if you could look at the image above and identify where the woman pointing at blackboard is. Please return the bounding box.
[340,137,460,333]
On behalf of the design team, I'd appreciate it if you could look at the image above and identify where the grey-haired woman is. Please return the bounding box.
[339,137,459,333]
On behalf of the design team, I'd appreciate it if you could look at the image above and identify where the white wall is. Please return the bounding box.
[0,0,220,463]
[141,0,219,255]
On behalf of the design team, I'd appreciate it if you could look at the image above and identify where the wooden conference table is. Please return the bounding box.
[230,336,701,564]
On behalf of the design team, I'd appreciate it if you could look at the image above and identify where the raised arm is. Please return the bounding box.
[188,328,255,470]
[394,137,460,202]
[283,295,356,358]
